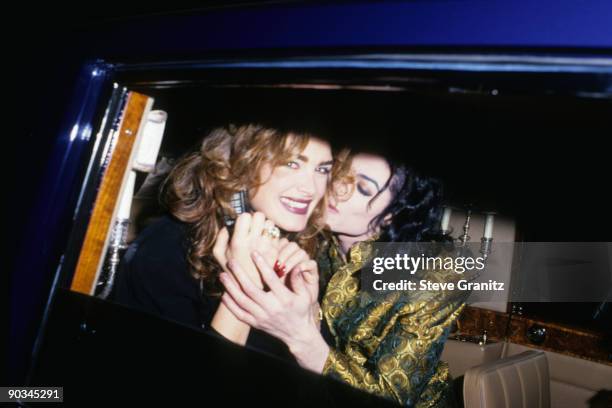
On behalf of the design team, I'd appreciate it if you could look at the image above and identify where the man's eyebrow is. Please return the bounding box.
[357,173,380,191]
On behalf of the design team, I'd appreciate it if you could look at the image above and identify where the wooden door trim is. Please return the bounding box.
[70,92,152,295]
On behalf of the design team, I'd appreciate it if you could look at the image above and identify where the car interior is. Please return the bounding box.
[30,62,612,407]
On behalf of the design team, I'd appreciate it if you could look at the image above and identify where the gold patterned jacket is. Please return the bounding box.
[319,239,469,407]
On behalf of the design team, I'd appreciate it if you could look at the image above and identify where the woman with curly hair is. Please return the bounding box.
[113,123,333,358]
[219,149,469,407]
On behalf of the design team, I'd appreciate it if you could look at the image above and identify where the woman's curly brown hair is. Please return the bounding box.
[161,124,328,295]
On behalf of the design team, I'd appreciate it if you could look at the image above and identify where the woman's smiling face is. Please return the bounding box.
[249,136,333,232]
[326,153,393,242]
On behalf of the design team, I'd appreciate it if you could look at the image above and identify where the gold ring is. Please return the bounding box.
[262,225,281,239]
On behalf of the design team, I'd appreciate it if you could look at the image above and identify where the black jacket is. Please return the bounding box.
[112,215,295,362]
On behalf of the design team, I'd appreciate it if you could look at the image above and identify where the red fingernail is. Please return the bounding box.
[274,261,286,278]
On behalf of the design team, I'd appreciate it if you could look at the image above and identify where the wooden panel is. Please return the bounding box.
[71,92,152,295]
[455,306,611,365]
[507,314,611,365]
[455,306,510,342]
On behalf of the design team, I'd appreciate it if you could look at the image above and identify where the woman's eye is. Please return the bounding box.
[316,166,331,175]
[287,161,300,169]
[357,182,373,197]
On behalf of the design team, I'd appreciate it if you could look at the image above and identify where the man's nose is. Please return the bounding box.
[328,193,338,207]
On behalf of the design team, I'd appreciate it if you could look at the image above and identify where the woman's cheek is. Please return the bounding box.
[314,177,328,200]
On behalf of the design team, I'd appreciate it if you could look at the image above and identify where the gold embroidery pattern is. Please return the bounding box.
[320,241,468,407]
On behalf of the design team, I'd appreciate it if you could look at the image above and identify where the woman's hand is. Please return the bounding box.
[211,212,281,344]
[213,212,280,288]
[273,238,315,285]
[219,251,329,373]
